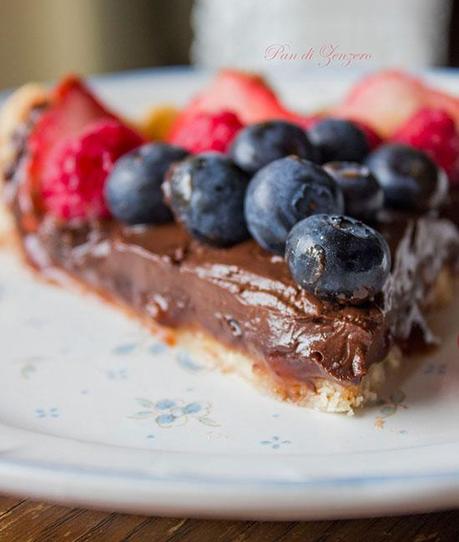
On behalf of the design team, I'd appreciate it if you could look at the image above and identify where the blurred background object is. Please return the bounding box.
[0,0,458,89]
[0,0,192,87]
[192,0,452,70]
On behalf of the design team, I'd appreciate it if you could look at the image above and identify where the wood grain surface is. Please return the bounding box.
[0,496,457,541]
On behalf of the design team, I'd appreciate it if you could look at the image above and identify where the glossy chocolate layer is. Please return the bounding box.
[17,210,458,386]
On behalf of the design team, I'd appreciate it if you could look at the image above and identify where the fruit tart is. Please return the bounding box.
[1,70,458,413]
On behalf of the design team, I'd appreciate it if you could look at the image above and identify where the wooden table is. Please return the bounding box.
[0,496,457,541]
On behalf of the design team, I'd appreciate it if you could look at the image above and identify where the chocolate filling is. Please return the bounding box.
[13,210,458,387]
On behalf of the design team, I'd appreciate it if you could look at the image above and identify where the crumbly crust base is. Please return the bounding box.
[176,329,402,414]
[0,83,47,183]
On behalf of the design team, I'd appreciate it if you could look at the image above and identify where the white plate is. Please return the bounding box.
[1,68,459,520]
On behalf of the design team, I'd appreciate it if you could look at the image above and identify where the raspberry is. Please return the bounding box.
[41,119,144,220]
[392,108,459,185]
[168,110,244,153]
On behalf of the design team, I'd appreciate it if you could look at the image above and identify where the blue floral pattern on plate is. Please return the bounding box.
[175,351,209,374]
[260,436,291,450]
[35,407,60,418]
[130,398,219,428]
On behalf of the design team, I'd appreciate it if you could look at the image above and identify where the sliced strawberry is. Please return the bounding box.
[332,70,427,137]
[20,76,143,228]
[333,69,459,140]
[170,70,308,134]
[28,77,117,180]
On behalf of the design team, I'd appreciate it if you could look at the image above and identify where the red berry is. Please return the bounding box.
[171,70,303,128]
[392,108,459,185]
[332,70,427,137]
[168,110,244,154]
[41,119,144,220]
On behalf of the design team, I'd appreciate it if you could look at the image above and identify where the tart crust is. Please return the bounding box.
[0,83,47,183]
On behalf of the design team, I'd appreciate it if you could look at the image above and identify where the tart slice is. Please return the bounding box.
[1,71,458,414]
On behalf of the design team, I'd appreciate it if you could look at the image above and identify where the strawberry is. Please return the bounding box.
[333,70,459,139]
[170,70,310,134]
[168,110,244,153]
[332,70,426,137]
[23,76,144,224]
[28,77,117,179]
[392,108,459,185]
[41,119,144,220]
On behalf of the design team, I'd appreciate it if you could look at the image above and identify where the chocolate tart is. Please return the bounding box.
[1,83,459,413]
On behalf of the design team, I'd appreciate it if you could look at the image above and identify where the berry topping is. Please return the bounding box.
[41,119,143,221]
[230,120,317,174]
[23,76,145,225]
[285,214,391,304]
[168,110,243,154]
[105,143,188,225]
[29,77,118,182]
[170,70,307,130]
[365,143,448,211]
[164,153,249,247]
[333,70,459,137]
[332,71,426,137]
[244,157,344,255]
[391,108,459,185]
[323,162,384,220]
[307,118,369,163]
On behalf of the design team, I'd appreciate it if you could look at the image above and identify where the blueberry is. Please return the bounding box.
[105,143,188,225]
[163,152,249,247]
[364,143,448,211]
[229,120,318,174]
[323,162,384,220]
[285,214,391,304]
[244,156,344,255]
[307,119,369,163]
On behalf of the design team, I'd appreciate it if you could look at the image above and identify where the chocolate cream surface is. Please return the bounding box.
[16,211,459,387]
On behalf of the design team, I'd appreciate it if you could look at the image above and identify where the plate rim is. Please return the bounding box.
[2,66,459,518]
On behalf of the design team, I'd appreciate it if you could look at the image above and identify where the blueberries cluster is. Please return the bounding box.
[105,119,448,305]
